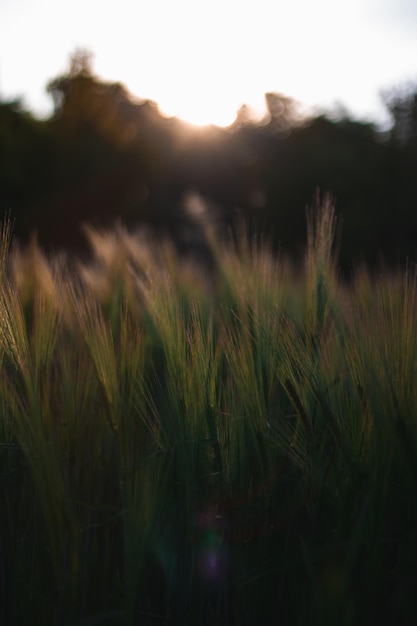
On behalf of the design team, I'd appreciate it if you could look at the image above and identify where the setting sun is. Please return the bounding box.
[93,0,274,127]
[147,79,268,128]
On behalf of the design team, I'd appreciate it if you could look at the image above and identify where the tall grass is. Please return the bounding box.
[1,205,417,625]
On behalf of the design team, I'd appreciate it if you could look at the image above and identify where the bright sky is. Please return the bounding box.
[1,0,417,127]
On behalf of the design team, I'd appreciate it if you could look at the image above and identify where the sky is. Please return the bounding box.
[1,0,417,127]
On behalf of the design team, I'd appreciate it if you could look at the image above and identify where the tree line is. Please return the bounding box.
[1,51,417,270]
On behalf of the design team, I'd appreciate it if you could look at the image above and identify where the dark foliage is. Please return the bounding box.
[1,53,417,268]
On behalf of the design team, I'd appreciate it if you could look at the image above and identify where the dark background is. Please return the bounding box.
[1,51,417,271]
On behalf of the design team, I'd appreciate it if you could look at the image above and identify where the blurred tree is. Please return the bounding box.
[255,113,392,269]
[381,83,417,260]
[0,99,58,235]
[36,50,169,247]
[382,82,417,145]
[47,49,141,148]
[264,92,306,135]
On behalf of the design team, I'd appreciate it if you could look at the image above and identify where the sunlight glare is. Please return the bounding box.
[157,92,238,128]
[156,88,267,128]
[94,0,272,128]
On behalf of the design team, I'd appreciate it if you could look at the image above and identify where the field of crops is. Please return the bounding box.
[1,201,417,625]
